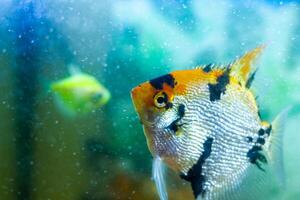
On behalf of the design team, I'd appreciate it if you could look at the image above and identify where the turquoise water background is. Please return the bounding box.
[0,0,299,199]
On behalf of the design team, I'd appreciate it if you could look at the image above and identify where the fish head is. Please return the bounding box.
[131,82,175,125]
[131,76,177,160]
[90,85,111,107]
[131,71,209,170]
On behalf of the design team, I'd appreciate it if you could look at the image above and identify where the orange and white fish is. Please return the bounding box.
[131,46,288,200]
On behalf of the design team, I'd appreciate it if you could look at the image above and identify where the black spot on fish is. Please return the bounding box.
[246,136,253,143]
[257,137,265,145]
[247,145,267,171]
[247,126,272,170]
[149,74,175,90]
[257,125,272,136]
[246,70,257,88]
[165,102,173,109]
[166,104,185,133]
[168,120,179,132]
[180,137,214,198]
[265,125,272,136]
[258,128,265,136]
[208,69,230,101]
[258,109,262,119]
[178,104,185,118]
[203,64,213,72]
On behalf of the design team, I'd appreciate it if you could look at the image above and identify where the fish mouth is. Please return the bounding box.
[130,87,144,115]
[130,85,143,108]
[130,86,139,99]
[131,86,157,126]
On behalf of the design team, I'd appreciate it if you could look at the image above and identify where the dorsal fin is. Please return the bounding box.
[195,63,228,73]
[68,64,82,75]
[195,64,214,72]
[229,45,265,88]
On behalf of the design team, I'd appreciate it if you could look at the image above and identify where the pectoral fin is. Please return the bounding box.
[153,157,168,200]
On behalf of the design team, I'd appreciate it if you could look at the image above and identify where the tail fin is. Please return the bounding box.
[266,107,290,187]
[152,157,168,200]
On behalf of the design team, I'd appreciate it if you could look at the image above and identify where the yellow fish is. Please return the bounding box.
[51,69,110,116]
[131,46,287,200]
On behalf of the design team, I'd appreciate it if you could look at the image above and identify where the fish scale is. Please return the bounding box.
[158,88,261,196]
[197,94,258,198]
[185,88,253,167]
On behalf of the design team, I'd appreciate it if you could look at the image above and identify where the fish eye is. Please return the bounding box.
[91,92,103,103]
[154,92,168,108]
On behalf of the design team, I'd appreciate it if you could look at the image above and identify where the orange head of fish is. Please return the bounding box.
[131,74,176,122]
[131,73,183,165]
[131,69,218,126]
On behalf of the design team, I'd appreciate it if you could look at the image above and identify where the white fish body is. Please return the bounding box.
[131,47,288,199]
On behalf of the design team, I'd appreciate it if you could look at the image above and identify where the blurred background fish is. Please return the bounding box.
[51,66,111,116]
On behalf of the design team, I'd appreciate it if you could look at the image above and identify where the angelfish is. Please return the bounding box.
[131,46,288,200]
